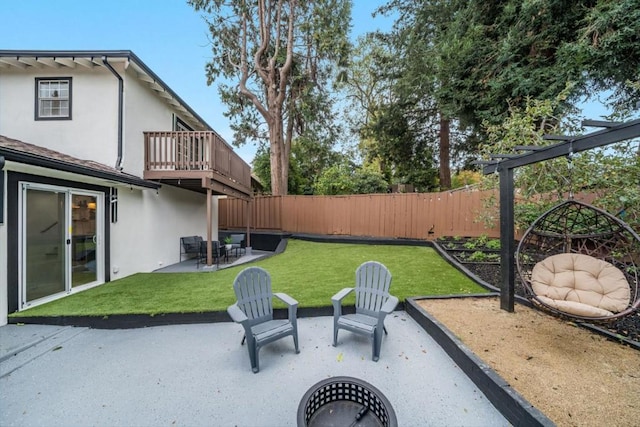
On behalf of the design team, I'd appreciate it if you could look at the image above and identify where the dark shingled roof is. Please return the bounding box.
[0,134,160,189]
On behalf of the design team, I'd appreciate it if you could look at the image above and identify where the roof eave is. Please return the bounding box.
[0,49,215,133]
[0,147,161,190]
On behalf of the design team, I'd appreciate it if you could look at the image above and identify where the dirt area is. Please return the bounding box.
[417,297,640,427]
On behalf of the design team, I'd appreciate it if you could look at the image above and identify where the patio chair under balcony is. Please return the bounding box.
[227,267,300,373]
[180,236,202,262]
[332,261,398,361]
[229,233,246,257]
[197,240,222,268]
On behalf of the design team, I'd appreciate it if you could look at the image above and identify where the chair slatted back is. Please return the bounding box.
[233,267,273,325]
[181,236,202,254]
[355,261,392,316]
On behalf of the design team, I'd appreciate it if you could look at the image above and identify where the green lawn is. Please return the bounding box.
[14,239,488,317]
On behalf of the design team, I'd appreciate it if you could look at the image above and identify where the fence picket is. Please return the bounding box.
[219,190,500,239]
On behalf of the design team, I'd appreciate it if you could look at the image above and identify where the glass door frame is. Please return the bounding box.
[18,182,105,310]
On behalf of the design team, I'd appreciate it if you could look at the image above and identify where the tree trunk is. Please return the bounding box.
[269,114,285,196]
[439,114,451,190]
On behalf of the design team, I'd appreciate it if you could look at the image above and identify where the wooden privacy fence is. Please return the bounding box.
[219,190,500,240]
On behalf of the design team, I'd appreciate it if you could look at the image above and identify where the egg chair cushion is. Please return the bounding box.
[531,253,631,318]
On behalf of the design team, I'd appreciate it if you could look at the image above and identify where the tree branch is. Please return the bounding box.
[276,0,296,107]
[239,7,269,119]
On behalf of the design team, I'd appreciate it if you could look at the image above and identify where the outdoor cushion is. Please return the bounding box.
[531,253,630,317]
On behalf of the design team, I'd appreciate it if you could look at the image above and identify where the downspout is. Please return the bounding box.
[0,156,5,224]
[102,57,124,170]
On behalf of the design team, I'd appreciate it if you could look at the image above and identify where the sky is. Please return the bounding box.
[0,0,395,165]
[0,1,616,166]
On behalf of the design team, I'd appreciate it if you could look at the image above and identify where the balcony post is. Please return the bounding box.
[206,188,213,266]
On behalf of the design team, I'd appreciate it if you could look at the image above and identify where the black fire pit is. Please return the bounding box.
[297,376,397,427]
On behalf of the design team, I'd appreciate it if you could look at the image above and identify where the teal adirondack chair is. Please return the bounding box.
[227,267,300,373]
[332,261,398,361]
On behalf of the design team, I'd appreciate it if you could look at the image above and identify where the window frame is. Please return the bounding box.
[173,115,193,132]
[34,77,73,120]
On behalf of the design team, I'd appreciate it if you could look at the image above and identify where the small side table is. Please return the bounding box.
[221,245,230,263]
[297,376,397,427]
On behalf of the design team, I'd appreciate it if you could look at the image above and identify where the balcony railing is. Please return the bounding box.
[144,131,251,197]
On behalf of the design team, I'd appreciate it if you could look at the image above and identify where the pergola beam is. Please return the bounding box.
[513,145,545,152]
[481,117,640,313]
[582,120,622,128]
[482,119,640,174]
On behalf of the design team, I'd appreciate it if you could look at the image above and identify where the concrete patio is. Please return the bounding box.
[154,249,273,273]
[0,312,509,427]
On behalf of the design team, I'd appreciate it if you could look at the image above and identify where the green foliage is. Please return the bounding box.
[315,163,389,195]
[468,251,488,262]
[479,94,640,231]
[252,146,272,193]
[373,0,640,188]
[314,163,354,195]
[476,234,489,246]
[578,143,640,229]
[558,0,640,112]
[352,167,390,195]
[462,240,477,250]
[338,33,395,138]
[253,139,346,195]
[485,239,501,250]
[290,134,344,195]
[361,101,440,192]
[451,170,482,189]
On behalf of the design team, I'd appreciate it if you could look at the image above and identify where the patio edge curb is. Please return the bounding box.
[405,295,555,427]
[7,304,407,329]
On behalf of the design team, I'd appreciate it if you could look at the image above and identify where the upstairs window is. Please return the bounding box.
[35,77,72,120]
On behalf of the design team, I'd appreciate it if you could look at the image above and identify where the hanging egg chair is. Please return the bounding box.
[516,199,640,322]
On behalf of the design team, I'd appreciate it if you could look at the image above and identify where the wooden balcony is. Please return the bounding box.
[143,131,252,200]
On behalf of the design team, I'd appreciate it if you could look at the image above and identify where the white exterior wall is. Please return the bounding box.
[105,63,216,277]
[110,186,217,278]
[120,65,206,175]
[0,62,202,178]
[0,67,119,165]
[0,55,227,322]
[122,66,173,175]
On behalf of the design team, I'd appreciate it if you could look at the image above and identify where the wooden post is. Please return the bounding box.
[246,198,251,248]
[206,188,212,266]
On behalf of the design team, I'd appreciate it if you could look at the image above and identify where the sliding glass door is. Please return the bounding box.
[71,194,98,287]
[23,188,66,302]
[20,183,104,309]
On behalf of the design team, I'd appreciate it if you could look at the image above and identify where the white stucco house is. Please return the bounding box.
[0,50,252,326]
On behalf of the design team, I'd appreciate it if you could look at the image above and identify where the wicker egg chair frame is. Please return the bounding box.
[516,199,640,322]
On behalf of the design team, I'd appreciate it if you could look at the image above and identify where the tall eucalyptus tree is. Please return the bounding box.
[189,0,351,195]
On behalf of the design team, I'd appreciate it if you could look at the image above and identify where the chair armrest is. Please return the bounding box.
[227,303,248,324]
[332,287,353,318]
[375,295,399,325]
[331,287,353,303]
[274,293,298,323]
[274,292,298,307]
[380,295,399,315]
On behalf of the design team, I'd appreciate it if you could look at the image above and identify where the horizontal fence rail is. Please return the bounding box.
[220,190,503,240]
